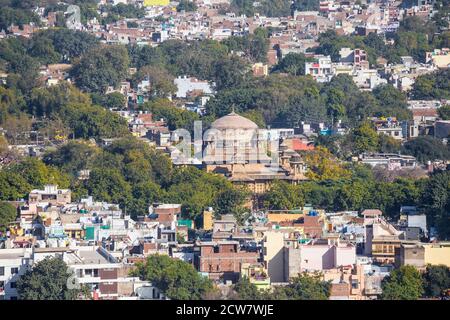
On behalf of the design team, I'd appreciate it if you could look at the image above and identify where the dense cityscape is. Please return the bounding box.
[0,0,449,303]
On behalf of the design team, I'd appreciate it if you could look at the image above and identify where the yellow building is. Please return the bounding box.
[203,209,214,231]
[144,0,170,6]
[64,225,84,240]
[267,213,303,224]
[266,208,325,224]
[241,263,271,290]
[424,243,450,267]
[262,230,285,283]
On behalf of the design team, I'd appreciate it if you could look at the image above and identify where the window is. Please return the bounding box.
[10,281,16,289]
[10,268,18,275]
[0,267,4,276]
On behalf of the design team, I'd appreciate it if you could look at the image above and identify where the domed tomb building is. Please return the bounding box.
[202,112,307,194]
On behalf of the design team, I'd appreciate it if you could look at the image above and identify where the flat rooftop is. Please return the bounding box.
[0,252,27,260]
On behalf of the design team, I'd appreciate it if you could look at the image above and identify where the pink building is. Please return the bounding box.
[286,240,356,277]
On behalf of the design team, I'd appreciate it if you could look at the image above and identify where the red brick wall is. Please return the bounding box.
[199,252,259,273]
[99,282,118,295]
[99,268,118,280]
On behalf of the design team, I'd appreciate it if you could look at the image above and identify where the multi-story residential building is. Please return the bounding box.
[262,230,285,283]
[174,76,214,98]
[372,118,404,140]
[285,239,356,277]
[0,248,31,300]
[196,240,259,282]
[0,246,151,300]
[305,55,333,82]
[423,242,450,267]
[339,48,369,68]
[358,153,417,170]
[364,211,404,264]
[396,242,450,269]
[395,243,425,268]
[325,264,367,300]
[28,185,71,206]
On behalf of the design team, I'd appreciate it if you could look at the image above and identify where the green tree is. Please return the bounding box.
[422,265,450,297]
[131,254,214,300]
[0,170,31,201]
[91,92,126,110]
[0,201,17,233]
[241,109,266,128]
[411,69,450,100]
[272,53,308,76]
[140,98,199,131]
[372,84,411,120]
[304,146,351,180]
[378,134,401,153]
[352,122,379,154]
[234,276,263,300]
[214,188,249,216]
[0,6,40,31]
[29,82,91,117]
[129,181,165,217]
[263,180,305,210]
[381,265,424,300]
[176,0,198,12]
[42,141,99,177]
[0,86,26,124]
[315,30,354,61]
[421,171,450,239]
[16,257,87,300]
[8,157,70,189]
[70,45,129,93]
[60,103,129,139]
[106,3,145,18]
[438,105,450,120]
[33,29,99,62]
[85,168,131,207]
[134,65,176,98]
[213,55,247,91]
[402,136,450,163]
[270,272,331,300]
[293,0,319,11]
[27,36,61,65]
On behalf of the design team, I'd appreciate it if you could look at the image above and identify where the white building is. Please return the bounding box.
[174,76,214,98]
[0,246,155,300]
[352,69,387,91]
[0,248,32,300]
[305,55,333,82]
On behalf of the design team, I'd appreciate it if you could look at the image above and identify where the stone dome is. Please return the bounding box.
[210,112,259,130]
